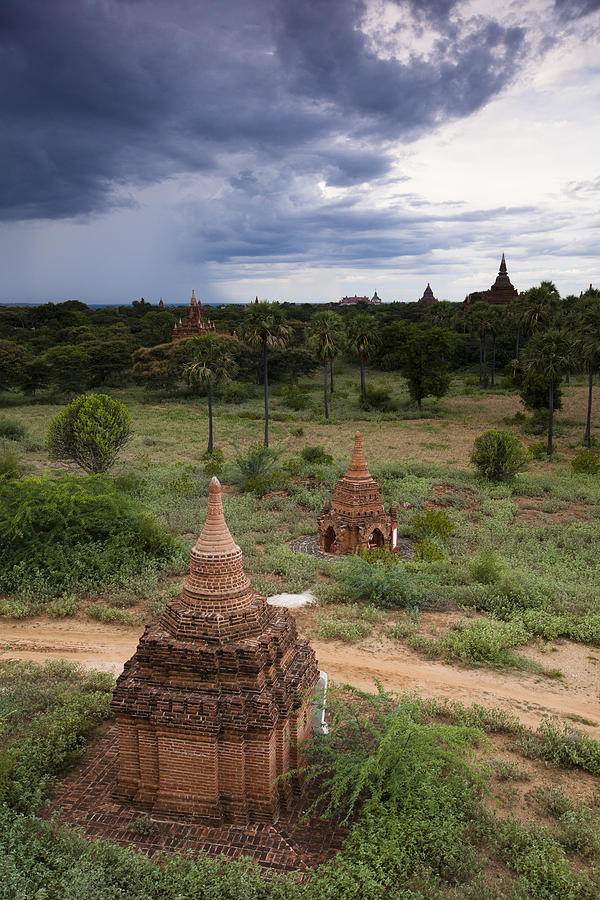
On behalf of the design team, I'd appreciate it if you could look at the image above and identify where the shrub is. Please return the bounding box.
[316,612,373,643]
[219,381,253,404]
[127,815,158,837]
[234,444,285,495]
[470,429,527,481]
[46,393,132,474]
[359,385,397,411]
[0,449,22,480]
[571,450,599,474]
[528,441,549,459]
[336,554,429,609]
[301,445,333,465]
[0,475,176,598]
[202,447,224,476]
[280,385,310,410]
[0,417,27,442]
[410,508,454,540]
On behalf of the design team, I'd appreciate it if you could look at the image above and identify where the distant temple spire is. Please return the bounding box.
[485,253,518,305]
[172,290,216,342]
[418,283,438,304]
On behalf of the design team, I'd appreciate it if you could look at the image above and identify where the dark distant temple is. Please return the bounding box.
[484,254,518,305]
[339,291,382,305]
[418,283,438,305]
[172,290,216,342]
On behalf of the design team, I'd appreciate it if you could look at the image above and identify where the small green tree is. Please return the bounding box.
[524,329,572,455]
[42,344,91,396]
[471,430,527,481]
[46,394,132,474]
[183,334,236,453]
[346,313,380,403]
[241,301,291,446]
[310,312,343,419]
[400,325,452,410]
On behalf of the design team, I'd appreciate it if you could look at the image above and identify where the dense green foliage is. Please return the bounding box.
[0,474,177,598]
[46,393,132,473]
[470,429,527,481]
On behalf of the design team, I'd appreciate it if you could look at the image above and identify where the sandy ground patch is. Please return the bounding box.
[2,611,598,736]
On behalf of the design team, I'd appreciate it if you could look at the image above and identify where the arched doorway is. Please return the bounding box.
[368,528,384,549]
[324,526,337,553]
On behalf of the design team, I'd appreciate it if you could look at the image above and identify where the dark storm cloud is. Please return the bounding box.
[554,0,600,21]
[1,0,528,223]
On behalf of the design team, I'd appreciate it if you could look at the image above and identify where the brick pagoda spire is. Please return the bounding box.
[111,477,319,824]
[418,283,438,304]
[317,431,395,554]
[485,253,518,305]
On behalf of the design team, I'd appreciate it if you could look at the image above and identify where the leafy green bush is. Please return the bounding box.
[0,416,27,441]
[301,445,333,465]
[336,554,429,609]
[470,430,527,481]
[571,450,599,474]
[0,449,23,479]
[219,381,254,403]
[0,659,113,812]
[85,604,141,625]
[46,393,132,474]
[280,385,310,410]
[316,612,373,643]
[517,719,600,775]
[359,385,397,412]
[528,442,549,459]
[410,508,454,540]
[0,475,176,598]
[234,443,286,496]
[202,447,224,476]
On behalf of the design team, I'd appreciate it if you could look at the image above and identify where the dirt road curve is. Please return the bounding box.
[1,616,598,736]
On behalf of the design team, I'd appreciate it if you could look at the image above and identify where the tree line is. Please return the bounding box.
[1,283,599,454]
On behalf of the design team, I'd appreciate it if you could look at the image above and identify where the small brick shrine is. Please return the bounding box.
[317,431,397,555]
[172,289,216,341]
[111,477,319,825]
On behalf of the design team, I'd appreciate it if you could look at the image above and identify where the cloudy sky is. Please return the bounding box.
[1,0,599,305]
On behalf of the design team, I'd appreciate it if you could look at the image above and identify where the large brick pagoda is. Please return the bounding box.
[484,253,518,305]
[172,290,216,341]
[111,477,319,825]
[317,431,397,555]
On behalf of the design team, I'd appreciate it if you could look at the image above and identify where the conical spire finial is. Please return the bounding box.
[194,477,238,554]
[191,289,197,305]
[345,431,370,481]
[499,253,507,274]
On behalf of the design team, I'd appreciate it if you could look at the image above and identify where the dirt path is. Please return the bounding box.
[1,615,598,736]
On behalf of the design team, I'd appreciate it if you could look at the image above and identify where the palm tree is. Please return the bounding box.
[242,301,291,446]
[525,329,571,455]
[346,313,380,403]
[310,312,343,419]
[522,281,560,339]
[184,334,236,453]
[575,299,600,447]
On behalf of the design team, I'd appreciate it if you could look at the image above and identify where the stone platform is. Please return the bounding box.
[49,722,346,874]
[289,533,415,561]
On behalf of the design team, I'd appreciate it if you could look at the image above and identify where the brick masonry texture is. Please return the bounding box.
[317,431,395,555]
[48,721,347,874]
[111,477,319,825]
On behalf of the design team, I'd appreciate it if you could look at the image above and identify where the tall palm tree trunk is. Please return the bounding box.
[263,339,269,447]
[491,334,496,386]
[515,324,520,362]
[323,364,329,419]
[585,369,593,448]
[479,335,483,386]
[548,377,554,456]
[329,359,334,394]
[206,377,213,453]
[360,356,366,402]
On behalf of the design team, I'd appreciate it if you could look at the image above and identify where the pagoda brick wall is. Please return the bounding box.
[111,477,319,825]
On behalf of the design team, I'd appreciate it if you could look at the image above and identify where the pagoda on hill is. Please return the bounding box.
[418,283,438,304]
[111,477,319,824]
[317,432,397,555]
[172,290,216,341]
[484,254,518,305]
